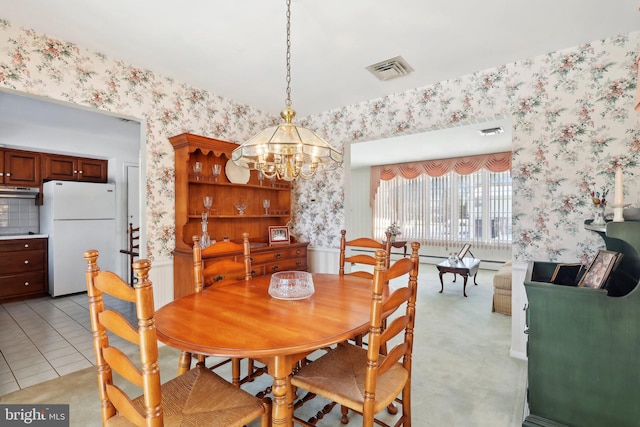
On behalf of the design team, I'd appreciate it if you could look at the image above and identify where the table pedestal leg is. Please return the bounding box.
[268,355,293,426]
[438,271,445,293]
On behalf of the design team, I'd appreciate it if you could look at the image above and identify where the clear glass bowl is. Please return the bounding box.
[268,271,315,300]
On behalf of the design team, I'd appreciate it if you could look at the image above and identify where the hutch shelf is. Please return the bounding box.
[170,133,308,298]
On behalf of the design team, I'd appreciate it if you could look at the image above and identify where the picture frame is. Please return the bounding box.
[577,249,619,289]
[269,226,290,245]
[550,263,583,286]
[457,243,471,259]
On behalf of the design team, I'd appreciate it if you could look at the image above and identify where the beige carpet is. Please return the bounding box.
[0,267,526,426]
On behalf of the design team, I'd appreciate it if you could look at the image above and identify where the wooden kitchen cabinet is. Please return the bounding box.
[43,154,108,183]
[0,237,48,302]
[170,132,309,299]
[0,149,41,187]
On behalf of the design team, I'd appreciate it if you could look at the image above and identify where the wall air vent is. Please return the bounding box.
[366,55,414,81]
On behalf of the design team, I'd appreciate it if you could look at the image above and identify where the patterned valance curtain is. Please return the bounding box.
[370,151,512,206]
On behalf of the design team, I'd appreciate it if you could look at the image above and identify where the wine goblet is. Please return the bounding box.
[212,164,221,182]
[263,199,270,215]
[203,196,213,212]
[193,161,202,181]
[257,170,264,186]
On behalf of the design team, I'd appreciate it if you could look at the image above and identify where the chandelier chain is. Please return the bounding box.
[285,0,292,107]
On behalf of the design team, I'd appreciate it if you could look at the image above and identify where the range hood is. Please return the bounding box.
[0,186,39,198]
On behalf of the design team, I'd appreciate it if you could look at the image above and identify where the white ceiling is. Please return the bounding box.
[0,0,638,165]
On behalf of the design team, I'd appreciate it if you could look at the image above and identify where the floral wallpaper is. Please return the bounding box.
[1,17,639,264]
[0,19,275,260]
[300,33,640,263]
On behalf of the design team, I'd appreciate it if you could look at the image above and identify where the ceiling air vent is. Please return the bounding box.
[366,56,414,81]
[478,127,504,136]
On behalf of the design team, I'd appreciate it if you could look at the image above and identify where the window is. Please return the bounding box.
[373,169,512,249]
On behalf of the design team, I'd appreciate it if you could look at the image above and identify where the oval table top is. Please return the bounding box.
[154,273,379,359]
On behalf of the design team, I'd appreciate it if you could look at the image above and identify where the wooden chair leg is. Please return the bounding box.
[248,358,255,381]
[196,353,206,367]
[177,351,192,375]
[232,358,241,386]
[340,404,349,424]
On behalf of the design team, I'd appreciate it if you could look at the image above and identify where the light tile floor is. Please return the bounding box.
[0,292,137,395]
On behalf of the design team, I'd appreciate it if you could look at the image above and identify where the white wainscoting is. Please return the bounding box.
[148,257,174,309]
[510,261,529,360]
[308,245,340,274]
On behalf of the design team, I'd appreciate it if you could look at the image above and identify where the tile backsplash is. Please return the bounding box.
[0,197,40,235]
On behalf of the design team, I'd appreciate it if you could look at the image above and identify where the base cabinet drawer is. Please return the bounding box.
[0,250,46,275]
[0,237,48,302]
[0,272,46,299]
[0,239,46,252]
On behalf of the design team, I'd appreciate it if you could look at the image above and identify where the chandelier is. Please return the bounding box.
[231,0,343,181]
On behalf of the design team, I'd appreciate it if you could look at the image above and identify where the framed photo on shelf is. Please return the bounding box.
[269,226,290,245]
[577,249,619,289]
[457,243,472,259]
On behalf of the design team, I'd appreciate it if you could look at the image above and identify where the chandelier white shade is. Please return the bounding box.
[232,107,342,181]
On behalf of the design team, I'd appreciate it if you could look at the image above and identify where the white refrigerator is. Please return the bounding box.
[41,180,117,297]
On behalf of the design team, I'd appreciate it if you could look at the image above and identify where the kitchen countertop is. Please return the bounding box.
[0,234,48,240]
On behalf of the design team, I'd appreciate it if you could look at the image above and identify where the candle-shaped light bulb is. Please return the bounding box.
[614,167,624,206]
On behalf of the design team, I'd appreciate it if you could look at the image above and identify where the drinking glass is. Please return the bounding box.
[212,164,221,182]
[263,199,270,215]
[234,202,248,215]
[203,196,213,212]
[257,170,264,186]
[193,161,202,181]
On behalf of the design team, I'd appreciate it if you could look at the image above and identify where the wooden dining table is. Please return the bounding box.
[154,273,379,426]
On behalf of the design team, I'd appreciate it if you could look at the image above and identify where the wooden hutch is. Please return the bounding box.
[170,133,308,299]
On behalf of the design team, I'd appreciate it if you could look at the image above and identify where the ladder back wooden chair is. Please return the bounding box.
[339,229,393,347]
[291,242,421,427]
[83,249,271,427]
[339,229,392,278]
[119,222,140,286]
[178,233,267,387]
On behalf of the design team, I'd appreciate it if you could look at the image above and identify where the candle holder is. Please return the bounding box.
[612,204,625,222]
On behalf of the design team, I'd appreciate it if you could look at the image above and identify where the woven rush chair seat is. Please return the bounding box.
[291,342,408,415]
[105,366,266,427]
